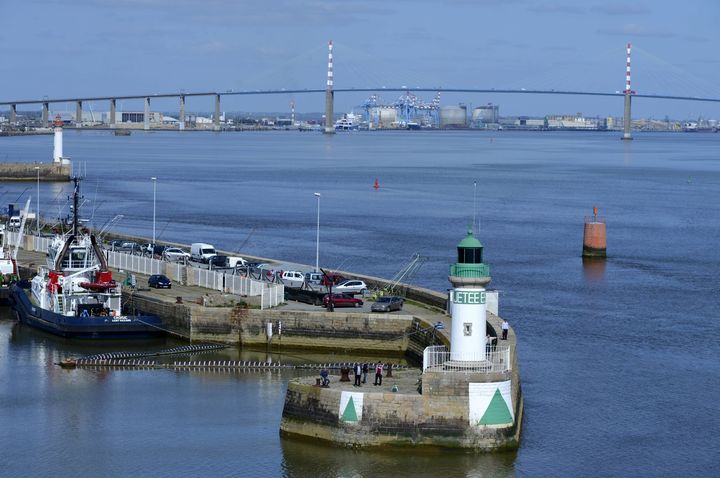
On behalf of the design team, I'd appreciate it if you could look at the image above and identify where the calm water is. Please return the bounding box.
[1,130,719,477]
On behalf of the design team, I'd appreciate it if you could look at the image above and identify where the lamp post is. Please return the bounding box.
[314,192,321,272]
[34,166,40,236]
[151,177,157,250]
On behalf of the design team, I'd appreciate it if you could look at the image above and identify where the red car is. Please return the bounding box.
[322,293,363,308]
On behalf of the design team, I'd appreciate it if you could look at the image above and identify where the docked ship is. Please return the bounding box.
[9,178,163,338]
[334,112,362,131]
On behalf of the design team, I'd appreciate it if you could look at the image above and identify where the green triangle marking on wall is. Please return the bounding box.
[479,388,513,425]
[341,396,359,422]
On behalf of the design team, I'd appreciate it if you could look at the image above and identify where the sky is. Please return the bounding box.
[1,0,718,119]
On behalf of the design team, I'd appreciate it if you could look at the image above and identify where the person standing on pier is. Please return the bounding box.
[362,362,369,384]
[501,319,509,340]
[353,363,362,387]
[374,362,384,386]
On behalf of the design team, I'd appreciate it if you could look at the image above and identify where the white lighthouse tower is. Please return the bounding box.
[448,229,491,362]
[52,115,63,163]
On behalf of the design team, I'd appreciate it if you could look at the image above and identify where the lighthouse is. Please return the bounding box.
[52,115,63,163]
[448,229,491,362]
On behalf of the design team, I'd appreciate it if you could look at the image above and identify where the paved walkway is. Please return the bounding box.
[298,368,421,394]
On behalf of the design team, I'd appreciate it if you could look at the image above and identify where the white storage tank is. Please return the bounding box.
[472,105,499,124]
[370,107,398,128]
[440,105,467,128]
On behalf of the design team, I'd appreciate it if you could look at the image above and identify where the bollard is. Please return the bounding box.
[339,367,351,382]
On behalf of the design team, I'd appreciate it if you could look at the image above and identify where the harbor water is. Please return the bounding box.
[0,130,718,477]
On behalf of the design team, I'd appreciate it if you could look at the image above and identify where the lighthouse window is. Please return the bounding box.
[458,248,483,264]
[464,323,472,336]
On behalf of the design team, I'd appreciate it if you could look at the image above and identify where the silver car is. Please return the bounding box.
[371,296,404,312]
[333,280,368,295]
[162,247,191,262]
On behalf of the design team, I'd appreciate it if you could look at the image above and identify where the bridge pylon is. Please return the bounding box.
[622,42,633,140]
[324,41,335,134]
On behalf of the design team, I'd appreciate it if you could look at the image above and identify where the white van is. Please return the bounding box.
[190,243,217,263]
[227,256,248,268]
[9,216,21,229]
[280,270,305,288]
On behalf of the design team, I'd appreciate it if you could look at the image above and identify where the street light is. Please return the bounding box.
[34,166,40,236]
[151,177,157,250]
[314,192,321,272]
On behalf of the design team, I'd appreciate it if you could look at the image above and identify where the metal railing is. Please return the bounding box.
[422,344,511,373]
[106,250,162,276]
[449,263,490,278]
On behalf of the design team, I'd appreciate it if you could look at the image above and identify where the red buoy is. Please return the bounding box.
[582,207,606,257]
[374,178,379,190]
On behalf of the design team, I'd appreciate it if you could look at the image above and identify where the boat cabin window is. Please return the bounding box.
[64,248,88,268]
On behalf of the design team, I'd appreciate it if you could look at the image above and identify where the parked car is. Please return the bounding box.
[371,296,404,312]
[279,270,305,288]
[323,293,363,308]
[208,255,229,269]
[305,272,324,285]
[148,274,172,289]
[190,242,217,263]
[162,247,191,262]
[333,279,368,295]
[227,256,248,268]
[108,239,124,251]
[143,243,166,256]
[117,241,141,253]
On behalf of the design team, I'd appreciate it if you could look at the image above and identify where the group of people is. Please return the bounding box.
[353,361,385,387]
[321,361,387,388]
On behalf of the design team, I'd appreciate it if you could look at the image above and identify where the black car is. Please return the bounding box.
[208,255,229,269]
[143,243,167,257]
[148,274,172,289]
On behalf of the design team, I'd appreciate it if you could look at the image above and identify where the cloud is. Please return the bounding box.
[681,34,710,43]
[590,4,651,16]
[528,3,586,14]
[597,24,674,39]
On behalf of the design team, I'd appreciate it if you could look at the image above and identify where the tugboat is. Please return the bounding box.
[9,177,164,338]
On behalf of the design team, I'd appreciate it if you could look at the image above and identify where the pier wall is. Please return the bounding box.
[280,310,521,450]
[0,163,71,181]
[280,370,522,450]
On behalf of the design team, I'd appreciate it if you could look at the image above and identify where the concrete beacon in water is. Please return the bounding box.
[582,207,607,258]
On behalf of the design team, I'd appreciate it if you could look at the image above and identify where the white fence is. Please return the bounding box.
[422,344,512,373]
[260,283,284,310]
[11,232,284,308]
[189,268,284,309]
[106,250,162,276]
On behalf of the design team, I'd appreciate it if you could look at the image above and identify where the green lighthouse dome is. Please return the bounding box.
[449,228,491,286]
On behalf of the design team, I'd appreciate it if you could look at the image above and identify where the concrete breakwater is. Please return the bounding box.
[280,313,521,451]
[122,290,446,359]
[0,162,71,181]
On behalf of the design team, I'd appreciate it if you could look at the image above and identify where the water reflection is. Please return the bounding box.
[582,256,606,283]
[280,436,516,478]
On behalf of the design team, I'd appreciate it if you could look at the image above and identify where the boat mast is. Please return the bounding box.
[72,176,80,237]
